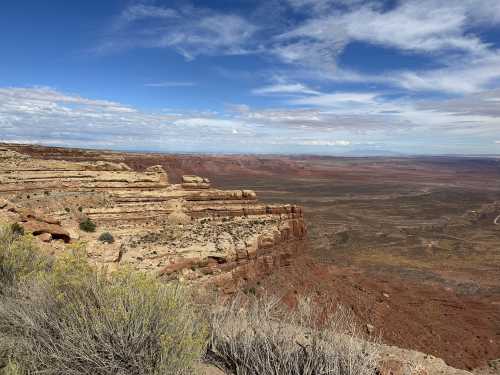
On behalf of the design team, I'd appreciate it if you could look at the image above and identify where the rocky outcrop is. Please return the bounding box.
[1,203,71,242]
[21,220,71,243]
[182,175,210,189]
[0,147,306,287]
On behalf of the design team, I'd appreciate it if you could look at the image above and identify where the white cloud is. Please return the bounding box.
[102,4,258,60]
[0,87,253,151]
[117,4,179,24]
[417,89,500,117]
[271,39,343,71]
[271,0,500,94]
[252,83,320,95]
[2,86,500,154]
[0,87,385,152]
[99,0,500,97]
[279,0,492,58]
[391,53,500,94]
[300,139,351,146]
[289,92,378,107]
[286,0,366,13]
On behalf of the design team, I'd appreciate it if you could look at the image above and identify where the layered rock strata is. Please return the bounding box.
[0,148,306,287]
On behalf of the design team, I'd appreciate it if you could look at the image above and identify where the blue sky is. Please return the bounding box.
[1,0,500,155]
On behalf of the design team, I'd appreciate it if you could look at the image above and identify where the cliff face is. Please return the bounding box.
[0,147,306,289]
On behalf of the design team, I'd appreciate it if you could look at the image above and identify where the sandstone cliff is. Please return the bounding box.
[0,147,306,289]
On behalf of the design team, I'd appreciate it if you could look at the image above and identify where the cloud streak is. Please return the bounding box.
[100,3,258,60]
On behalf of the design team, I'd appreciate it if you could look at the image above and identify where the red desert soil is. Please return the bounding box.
[255,256,500,371]
[5,143,500,370]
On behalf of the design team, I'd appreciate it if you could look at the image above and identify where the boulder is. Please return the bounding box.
[13,208,61,225]
[145,165,165,173]
[88,160,132,171]
[181,175,210,189]
[146,165,169,184]
[242,190,257,200]
[21,220,71,243]
[38,232,52,242]
[0,198,9,209]
[182,175,207,184]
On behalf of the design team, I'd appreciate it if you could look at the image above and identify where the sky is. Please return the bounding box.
[1,0,500,155]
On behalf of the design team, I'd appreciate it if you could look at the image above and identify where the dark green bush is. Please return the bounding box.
[98,232,114,244]
[79,218,96,232]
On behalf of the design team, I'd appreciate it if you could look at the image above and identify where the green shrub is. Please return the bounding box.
[0,230,207,374]
[64,207,70,213]
[79,218,96,232]
[0,225,51,292]
[98,232,114,244]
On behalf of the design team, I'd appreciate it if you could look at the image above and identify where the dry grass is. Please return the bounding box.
[206,294,379,375]
[0,225,207,375]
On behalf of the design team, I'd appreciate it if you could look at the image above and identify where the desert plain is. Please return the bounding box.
[4,143,500,372]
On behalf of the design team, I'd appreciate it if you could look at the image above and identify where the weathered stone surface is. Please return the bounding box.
[181,175,211,189]
[21,220,71,243]
[167,210,191,224]
[0,198,9,209]
[145,165,169,184]
[182,175,209,184]
[0,146,306,287]
[85,160,132,171]
[39,232,52,242]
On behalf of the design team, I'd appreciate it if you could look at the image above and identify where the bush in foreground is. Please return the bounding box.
[206,295,379,375]
[0,225,207,375]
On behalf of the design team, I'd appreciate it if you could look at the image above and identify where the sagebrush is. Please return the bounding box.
[206,294,379,375]
[0,225,207,375]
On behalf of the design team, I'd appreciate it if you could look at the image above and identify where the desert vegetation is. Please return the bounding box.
[206,295,379,375]
[0,225,206,375]
[79,217,96,232]
[98,231,115,244]
[0,224,379,375]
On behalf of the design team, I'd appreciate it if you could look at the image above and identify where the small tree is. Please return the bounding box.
[98,232,114,244]
[79,218,96,233]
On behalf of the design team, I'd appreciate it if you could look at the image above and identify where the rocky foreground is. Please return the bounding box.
[0,146,305,290]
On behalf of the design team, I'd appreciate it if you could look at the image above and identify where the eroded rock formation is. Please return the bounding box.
[0,147,306,289]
